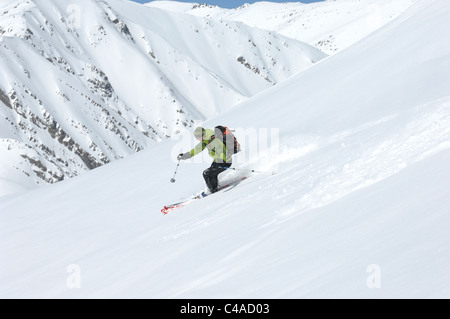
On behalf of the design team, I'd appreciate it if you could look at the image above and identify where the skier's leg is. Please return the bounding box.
[203,166,221,192]
[203,162,231,192]
[202,168,215,191]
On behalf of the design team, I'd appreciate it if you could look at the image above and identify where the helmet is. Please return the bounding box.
[193,127,205,138]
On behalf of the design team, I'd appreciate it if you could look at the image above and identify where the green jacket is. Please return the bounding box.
[190,129,232,163]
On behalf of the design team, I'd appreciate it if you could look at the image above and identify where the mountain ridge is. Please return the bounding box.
[0,0,325,196]
[147,0,418,55]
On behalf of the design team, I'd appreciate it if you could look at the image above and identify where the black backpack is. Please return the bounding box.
[214,126,241,155]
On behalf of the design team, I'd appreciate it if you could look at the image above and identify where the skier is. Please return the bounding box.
[177,126,232,194]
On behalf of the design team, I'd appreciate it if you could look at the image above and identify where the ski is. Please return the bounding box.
[161,194,202,215]
[161,177,247,215]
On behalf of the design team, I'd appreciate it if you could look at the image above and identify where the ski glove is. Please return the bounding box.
[177,152,191,160]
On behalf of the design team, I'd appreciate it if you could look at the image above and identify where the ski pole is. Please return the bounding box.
[170,160,181,183]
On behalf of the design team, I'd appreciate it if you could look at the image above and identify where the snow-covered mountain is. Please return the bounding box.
[1,0,449,298]
[148,0,418,54]
[0,0,325,196]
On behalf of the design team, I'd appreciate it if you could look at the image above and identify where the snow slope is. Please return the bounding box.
[1,0,449,298]
[0,0,324,196]
[148,0,418,54]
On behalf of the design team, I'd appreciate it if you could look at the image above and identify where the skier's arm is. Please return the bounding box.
[190,141,207,157]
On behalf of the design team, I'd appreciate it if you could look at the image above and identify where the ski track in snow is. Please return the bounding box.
[270,97,450,220]
[173,96,450,234]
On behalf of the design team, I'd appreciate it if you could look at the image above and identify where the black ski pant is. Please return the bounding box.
[203,162,232,192]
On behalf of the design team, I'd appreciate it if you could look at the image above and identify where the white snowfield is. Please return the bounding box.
[1,0,450,298]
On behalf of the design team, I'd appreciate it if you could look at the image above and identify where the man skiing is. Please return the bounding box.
[178,126,232,194]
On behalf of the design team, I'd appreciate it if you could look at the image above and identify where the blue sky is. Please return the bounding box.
[130,0,325,9]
